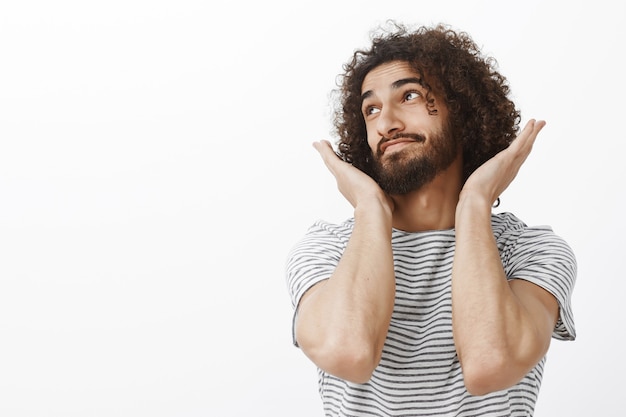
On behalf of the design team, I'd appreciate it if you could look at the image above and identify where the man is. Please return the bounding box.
[286,23,576,416]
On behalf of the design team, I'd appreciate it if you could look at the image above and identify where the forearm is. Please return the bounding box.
[451,194,544,394]
[296,200,395,382]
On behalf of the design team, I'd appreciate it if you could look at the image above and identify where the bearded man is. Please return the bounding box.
[286,23,576,417]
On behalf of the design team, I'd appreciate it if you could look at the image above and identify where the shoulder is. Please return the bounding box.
[492,212,574,259]
[491,211,529,236]
[286,218,355,266]
[307,218,355,240]
[491,212,569,251]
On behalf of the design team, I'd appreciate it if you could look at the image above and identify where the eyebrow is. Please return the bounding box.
[361,77,424,102]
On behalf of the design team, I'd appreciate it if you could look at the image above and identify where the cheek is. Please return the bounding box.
[366,129,379,152]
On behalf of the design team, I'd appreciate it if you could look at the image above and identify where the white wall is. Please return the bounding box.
[0,0,622,415]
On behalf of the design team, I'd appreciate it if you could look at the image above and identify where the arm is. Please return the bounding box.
[452,120,559,395]
[294,141,396,384]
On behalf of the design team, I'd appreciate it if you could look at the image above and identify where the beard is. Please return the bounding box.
[370,123,458,195]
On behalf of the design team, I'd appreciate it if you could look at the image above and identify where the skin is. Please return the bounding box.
[296,61,559,395]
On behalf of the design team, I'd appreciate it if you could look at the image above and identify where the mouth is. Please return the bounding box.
[379,134,426,154]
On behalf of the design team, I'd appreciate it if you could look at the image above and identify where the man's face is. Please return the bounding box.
[360,61,459,194]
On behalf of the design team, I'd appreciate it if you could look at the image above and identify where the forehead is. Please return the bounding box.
[361,61,420,95]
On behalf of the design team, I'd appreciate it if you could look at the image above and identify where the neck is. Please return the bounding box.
[390,158,463,232]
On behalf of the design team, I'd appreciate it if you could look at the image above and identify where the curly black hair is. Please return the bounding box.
[332,22,521,182]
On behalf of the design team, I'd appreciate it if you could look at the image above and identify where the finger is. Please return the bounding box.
[312,140,342,174]
[524,119,545,154]
[524,119,546,139]
[511,119,546,156]
[507,120,546,178]
[312,140,332,154]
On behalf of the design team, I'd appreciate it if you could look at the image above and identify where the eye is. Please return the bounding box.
[404,90,421,101]
[363,105,380,117]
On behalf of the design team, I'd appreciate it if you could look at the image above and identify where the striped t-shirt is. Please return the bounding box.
[286,212,576,416]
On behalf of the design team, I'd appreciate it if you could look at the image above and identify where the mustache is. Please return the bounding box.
[377,133,426,154]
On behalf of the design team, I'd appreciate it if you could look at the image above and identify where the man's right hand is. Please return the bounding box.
[313,140,394,215]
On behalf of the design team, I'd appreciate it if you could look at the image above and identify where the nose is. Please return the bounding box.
[376,106,404,138]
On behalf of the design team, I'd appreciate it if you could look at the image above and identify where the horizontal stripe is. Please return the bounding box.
[286,211,576,416]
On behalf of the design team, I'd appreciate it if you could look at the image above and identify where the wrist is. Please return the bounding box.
[354,196,393,225]
[456,191,493,222]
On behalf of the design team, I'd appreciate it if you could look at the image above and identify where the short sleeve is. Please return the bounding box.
[501,226,577,341]
[285,219,353,345]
